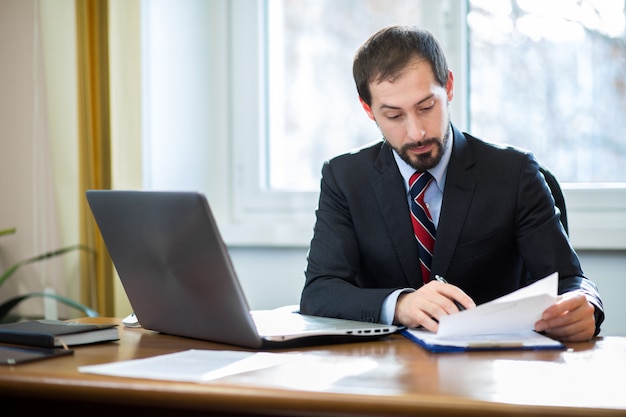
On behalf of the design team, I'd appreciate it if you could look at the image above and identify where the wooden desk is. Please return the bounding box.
[1,317,624,417]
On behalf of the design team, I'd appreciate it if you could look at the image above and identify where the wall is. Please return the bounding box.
[0,0,77,318]
[575,251,626,336]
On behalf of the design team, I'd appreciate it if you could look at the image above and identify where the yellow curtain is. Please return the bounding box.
[75,0,114,316]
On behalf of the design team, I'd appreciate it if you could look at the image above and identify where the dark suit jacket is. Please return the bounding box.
[301,124,604,335]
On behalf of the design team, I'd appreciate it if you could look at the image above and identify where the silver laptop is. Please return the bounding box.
[86,190,397,349]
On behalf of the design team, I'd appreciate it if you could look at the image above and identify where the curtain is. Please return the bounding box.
[75,0,114,316]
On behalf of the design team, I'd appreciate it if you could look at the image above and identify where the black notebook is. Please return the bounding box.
[0,319,119,348]
[0,344,74,365]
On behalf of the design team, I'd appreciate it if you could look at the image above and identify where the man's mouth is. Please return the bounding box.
[409,142,433,155]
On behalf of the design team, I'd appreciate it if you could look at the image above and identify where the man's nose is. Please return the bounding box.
[406,115,426,141]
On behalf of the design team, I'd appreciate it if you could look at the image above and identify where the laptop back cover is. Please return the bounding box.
[86,190,265,348]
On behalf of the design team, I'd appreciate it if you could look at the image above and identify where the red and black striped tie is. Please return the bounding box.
[409,171,436,283]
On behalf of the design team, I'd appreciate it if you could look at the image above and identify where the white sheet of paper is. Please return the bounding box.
[78,349,300,382]
[436,272,558,338]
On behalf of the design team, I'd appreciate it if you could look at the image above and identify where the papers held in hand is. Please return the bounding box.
[0,319,119,349]
[402,272,566,352]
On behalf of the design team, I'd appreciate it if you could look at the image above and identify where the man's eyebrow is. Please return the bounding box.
[378,94,435,111]
[379,104,402,111]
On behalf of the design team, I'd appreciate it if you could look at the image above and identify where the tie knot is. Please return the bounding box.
[409,171,433,195]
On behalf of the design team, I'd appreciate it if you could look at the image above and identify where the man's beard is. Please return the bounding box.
[396,127,450,172]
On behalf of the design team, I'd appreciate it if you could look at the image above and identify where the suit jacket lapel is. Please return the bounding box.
[371,142,423,288]
[431,126,477,279]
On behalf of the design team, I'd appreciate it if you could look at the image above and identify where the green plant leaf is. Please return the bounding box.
[0,244,95,289]
[0,292,99,322]
[0,228,17,237]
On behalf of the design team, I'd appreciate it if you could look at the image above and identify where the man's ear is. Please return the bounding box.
[359,97,375,121]
[446,70,454,102]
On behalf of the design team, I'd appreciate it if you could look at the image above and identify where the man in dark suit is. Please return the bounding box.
[300,25,604,342]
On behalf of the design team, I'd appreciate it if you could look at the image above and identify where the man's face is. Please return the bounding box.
[361,59,454,171]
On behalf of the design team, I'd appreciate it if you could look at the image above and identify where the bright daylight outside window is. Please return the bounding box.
[266,0,626,192]
[265,0,426,191]
[468,0,626,183]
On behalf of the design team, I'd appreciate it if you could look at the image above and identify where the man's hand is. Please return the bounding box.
[394,281,475,332]
[535,291,596,342]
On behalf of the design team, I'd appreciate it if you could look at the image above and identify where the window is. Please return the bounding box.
[468,0,626,183]
[256,0,626,249]
[266,0,432,191]
[227,0,467,245]
[466,0,626,249]
[142,0,626,249]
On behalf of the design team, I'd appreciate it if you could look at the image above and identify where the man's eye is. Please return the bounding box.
[419,102,435,112]
[386,114,402,120]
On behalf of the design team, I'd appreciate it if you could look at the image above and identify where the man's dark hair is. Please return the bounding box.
[353,25,449,105]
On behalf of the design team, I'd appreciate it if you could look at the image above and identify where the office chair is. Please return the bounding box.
[539,166,568,235]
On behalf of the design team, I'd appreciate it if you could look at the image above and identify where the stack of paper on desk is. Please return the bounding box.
[402,272,566,352]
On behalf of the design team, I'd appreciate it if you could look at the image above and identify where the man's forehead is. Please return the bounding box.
[369,64,441,107]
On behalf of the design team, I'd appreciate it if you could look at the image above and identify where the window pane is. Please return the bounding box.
[468,0,626,183]
[266,0,425,191]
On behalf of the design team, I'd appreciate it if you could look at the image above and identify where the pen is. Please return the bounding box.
[434,275,466,311]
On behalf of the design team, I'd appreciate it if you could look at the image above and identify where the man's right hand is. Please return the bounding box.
[394,281,475,332]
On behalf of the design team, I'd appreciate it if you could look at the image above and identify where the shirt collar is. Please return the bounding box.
[393,125,453,193]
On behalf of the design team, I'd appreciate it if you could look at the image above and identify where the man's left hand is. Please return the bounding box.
[535,291,596,342]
